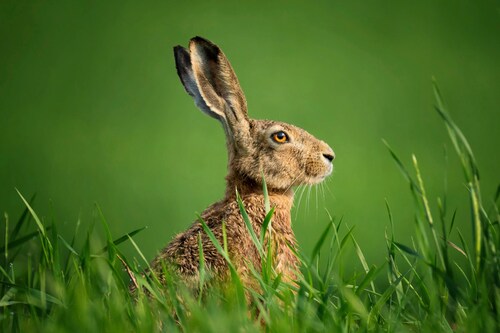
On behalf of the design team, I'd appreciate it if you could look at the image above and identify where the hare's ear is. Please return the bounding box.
[173,46,226,122]
[188,37,248,121]
[188,37,251,150]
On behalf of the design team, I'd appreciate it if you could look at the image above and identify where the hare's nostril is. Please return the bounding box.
[323,153,335,162]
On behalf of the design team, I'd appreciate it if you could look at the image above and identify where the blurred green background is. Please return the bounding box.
[1,0,499,267]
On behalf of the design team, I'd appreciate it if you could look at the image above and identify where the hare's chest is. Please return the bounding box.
[268,229,299,282]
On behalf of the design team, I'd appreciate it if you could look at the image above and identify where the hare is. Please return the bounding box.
[144,37,334,294]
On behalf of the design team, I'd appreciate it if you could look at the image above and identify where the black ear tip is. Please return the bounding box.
[191,36,210,44]
[173,45,187,56]
[189,36,220,60]
[190,36,218,50]
[174,46,190,65]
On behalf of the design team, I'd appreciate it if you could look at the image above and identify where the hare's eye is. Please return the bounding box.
[271,131,288,144]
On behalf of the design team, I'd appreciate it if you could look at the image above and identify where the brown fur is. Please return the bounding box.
[141,37,335,294]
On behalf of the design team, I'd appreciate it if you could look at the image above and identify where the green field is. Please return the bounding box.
[1,96,499,331]
[1,1,499,331]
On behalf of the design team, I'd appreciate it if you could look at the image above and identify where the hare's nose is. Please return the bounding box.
[322,153,335,162]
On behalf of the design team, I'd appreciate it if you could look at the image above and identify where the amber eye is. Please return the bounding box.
[271,131,288,144]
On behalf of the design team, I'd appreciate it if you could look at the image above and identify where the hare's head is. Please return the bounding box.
[174,37,334,192]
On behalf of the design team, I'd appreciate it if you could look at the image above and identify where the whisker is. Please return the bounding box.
[282,170,305,196]
[323,176,335,199]
[294,184,308,220]
[305,185,309,215]
[296,185,307,219]
[306,184,312,215]
[318,182,323,206]
[315,184,319,220]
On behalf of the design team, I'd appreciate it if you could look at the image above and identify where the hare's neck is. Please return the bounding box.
[225,174,293,196]
[224,173,294,212]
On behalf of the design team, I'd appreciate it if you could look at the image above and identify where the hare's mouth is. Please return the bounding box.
[300,160,334,185]
[306,169,333,185]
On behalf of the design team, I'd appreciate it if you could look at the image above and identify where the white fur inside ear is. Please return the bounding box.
[174,46,223,121]
[189,46,227,120]
[183,69,216,117]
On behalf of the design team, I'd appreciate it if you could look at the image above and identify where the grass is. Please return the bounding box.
[1,83,499,332]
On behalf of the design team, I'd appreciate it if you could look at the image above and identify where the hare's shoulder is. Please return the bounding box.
[151,200,242,275]
[152,195,286,275]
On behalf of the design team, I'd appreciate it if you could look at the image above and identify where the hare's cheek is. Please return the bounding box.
[259,154,283,177]
[259,156,295,187]
[304,163,317,178]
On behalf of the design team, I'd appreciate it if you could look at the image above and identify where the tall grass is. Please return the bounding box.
[1,84,499,332]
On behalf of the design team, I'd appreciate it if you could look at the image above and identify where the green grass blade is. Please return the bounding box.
[394,241,422,259]
[368,272,406,326]
[0,281,65,307]
[57,235,79,257]
[197,232,206,301]
[469,185,483,271]
[260,207,275,245]
[9,193,36,241]
[236,190,264,257]
[222,220,228,254]
[15,189,46,238]
[127,235,152,271]
[262,171,270,213]
[311,220,333,260]
[382,140,421,195]
[356,264,384,296]
[197,215,232,266]
[197,215,246,307]
[4,213,8,261]
[351,234,377,295]
[98,226,148,254]
[0,228,52,254]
